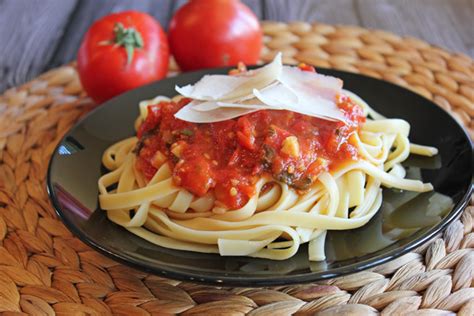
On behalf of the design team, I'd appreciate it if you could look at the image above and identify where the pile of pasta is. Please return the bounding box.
[98,90,437,261]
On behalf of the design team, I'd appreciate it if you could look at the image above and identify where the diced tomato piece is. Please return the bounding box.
[174,156,214,196]
[214,175,254,209]
[298,63,316,72]
[237,131,255,151]
[236,116,256,150]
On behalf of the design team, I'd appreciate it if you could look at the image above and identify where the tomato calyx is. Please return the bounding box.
[100,22,144,66]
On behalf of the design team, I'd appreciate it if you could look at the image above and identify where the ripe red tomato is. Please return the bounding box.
[168,0,262,71]
[78,11,169,103]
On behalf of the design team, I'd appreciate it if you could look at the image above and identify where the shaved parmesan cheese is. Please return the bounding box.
[252,83,297,109]
[176,75,250,101]
[191,101,220,112]
[221,53,282,100]
[174,102,259,123]
[274,66,345,121]
[173,52,347,123]
[253,82,345,121]
[192,94,266,112]
[217,101,271,110]
[280,66,342,102]
[175,52,282,101]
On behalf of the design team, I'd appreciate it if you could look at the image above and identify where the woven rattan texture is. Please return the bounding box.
[0,21,473,315]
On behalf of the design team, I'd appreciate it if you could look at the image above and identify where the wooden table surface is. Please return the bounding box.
[0,0,473,93]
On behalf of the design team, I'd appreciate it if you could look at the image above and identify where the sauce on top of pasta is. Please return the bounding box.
[135,95,365,210]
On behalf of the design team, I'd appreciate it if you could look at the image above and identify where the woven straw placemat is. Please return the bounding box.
[0,21,472,315]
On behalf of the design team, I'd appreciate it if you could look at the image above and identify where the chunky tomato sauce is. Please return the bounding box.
[135,94,365,210]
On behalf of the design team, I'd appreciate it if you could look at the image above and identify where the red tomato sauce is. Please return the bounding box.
[135,95,365,210]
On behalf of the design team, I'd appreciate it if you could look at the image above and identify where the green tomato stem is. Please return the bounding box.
[112,22,144,65]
